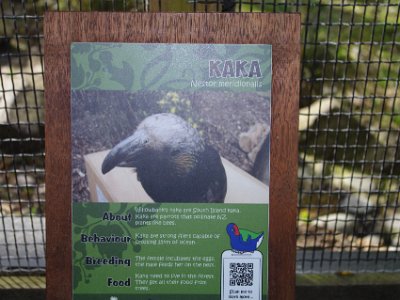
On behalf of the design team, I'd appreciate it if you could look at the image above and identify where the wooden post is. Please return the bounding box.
[44,12,300,300]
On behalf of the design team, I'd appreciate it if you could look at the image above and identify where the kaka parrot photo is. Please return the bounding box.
[101,113,227,203]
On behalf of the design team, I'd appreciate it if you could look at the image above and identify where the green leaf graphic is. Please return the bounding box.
[71,56,85,89]
[88,52,101,73]
[140,47,173,89]
[110,61,134,90]
[90,224,128,257]
[73,266,82,289]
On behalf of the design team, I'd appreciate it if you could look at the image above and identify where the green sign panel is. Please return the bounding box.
[71,43,271,300]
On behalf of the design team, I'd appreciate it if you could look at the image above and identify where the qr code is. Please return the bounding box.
[229,262,254,286]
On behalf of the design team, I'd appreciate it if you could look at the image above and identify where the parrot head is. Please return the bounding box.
[226,223,240,237]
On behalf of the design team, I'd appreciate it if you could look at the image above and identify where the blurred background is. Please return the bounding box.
[0,0,399,299]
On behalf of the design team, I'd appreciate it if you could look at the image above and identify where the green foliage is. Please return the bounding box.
[240,1,399,107]
[158,92,204,135]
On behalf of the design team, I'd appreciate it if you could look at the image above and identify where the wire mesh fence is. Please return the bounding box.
[0,0,399,280]
[0,0,46,276]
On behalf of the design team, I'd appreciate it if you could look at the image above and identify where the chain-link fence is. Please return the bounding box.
[0,0,399,283]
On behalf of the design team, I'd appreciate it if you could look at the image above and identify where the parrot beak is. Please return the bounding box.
[101,131,147,174]
[233,224,240,236]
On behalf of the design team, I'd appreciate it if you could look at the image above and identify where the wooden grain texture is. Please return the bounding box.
[44,12,300,300]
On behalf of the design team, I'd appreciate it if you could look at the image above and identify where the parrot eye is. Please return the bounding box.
[143,138,149,144]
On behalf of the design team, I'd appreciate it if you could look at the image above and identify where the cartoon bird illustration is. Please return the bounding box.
[102,113,227,203]
[226,223,264,253]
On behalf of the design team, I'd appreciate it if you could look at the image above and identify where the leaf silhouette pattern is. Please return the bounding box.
[140,47,173,89]
[72,203,164,288]
[71,43,271,92]
[71,56,85,89]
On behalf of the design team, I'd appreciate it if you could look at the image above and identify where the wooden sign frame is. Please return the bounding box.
[44,12,300,300]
